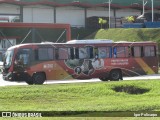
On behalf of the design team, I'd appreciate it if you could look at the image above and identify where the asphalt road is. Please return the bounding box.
[0,74,160,87]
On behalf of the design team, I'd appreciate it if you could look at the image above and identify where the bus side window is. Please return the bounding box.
[141,46,144,57]
[58,48,69,60]
[75,48,79,59]
[94,47,98,58]
[113,46,128,58]
[87,46,93,59]
[128,46,131,57]
[113,47,117,58]
[35,49,38,60]
[37,48,54,61]
[154,46,157,57]
[109,47,112,58]
[144,46,156,57]
[55,49,59,59]
[16,49,31,65]
[131,47,134,57]
[98,47,107,58]
[132,46,142,57]
[69,48,74,59]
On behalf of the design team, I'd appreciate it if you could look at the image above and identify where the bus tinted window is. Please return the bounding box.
[98,47,112,58]
[69,48,74,59]
[38,48,54,60]
[79,46,93,59]
[58,48,69,60]
[113,47,128,58]
[79,48,88,59]
[144,46,155,57]
[132,46,142,57]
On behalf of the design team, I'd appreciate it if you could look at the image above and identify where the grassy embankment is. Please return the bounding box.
[86,28,160,42]
[1,80,160,115]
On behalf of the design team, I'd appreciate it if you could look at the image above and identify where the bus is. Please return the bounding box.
[2,40,159,85]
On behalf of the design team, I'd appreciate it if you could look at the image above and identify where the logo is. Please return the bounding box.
[2,112,11,117]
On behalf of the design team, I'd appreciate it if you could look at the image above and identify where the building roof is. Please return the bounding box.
[1,0,160,10]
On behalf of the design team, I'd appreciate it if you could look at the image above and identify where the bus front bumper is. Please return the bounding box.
[3,72,31,82]
[3,72,13,81]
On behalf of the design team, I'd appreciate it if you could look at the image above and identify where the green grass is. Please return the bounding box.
[86,28,160,42]
[1,80,160,119]
[1,80,160,113]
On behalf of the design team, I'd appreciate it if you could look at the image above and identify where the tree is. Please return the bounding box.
[98,18,107,29]
[126,16,135,23]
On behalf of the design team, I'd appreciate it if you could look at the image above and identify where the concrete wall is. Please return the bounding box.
[23,5,54,23]
[0,3,19,14]
[87,7,114,17]
[56,6,85,27]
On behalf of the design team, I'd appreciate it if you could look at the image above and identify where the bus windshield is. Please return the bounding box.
[4,50,14,68]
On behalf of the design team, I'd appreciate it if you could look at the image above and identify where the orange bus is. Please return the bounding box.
[2,40,159,84]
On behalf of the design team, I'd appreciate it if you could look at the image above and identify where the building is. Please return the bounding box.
[0,0,159,28]
[0,0,159,52]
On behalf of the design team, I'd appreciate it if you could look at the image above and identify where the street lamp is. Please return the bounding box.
[103,0,112,28]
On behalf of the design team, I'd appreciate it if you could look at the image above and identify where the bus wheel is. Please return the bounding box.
[32,73,45,85]
[26,79,34,85]
[25,76,34,85]
[109,70,122,81]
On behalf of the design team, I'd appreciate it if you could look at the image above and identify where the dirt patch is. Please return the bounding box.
[112,85,150,94]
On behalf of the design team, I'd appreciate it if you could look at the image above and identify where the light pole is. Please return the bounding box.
[108,0,112,29]
[151,0,154,22]
[142,0,148,15]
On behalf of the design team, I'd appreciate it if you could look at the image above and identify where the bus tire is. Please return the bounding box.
[109,69,122,81]
[25,76,34,85]
[32,73,46,85]
[26,79,34,85]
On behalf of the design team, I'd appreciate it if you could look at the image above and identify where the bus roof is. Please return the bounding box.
[66,39,113,44]
[7,40,157,50]
[115,41,156,43]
